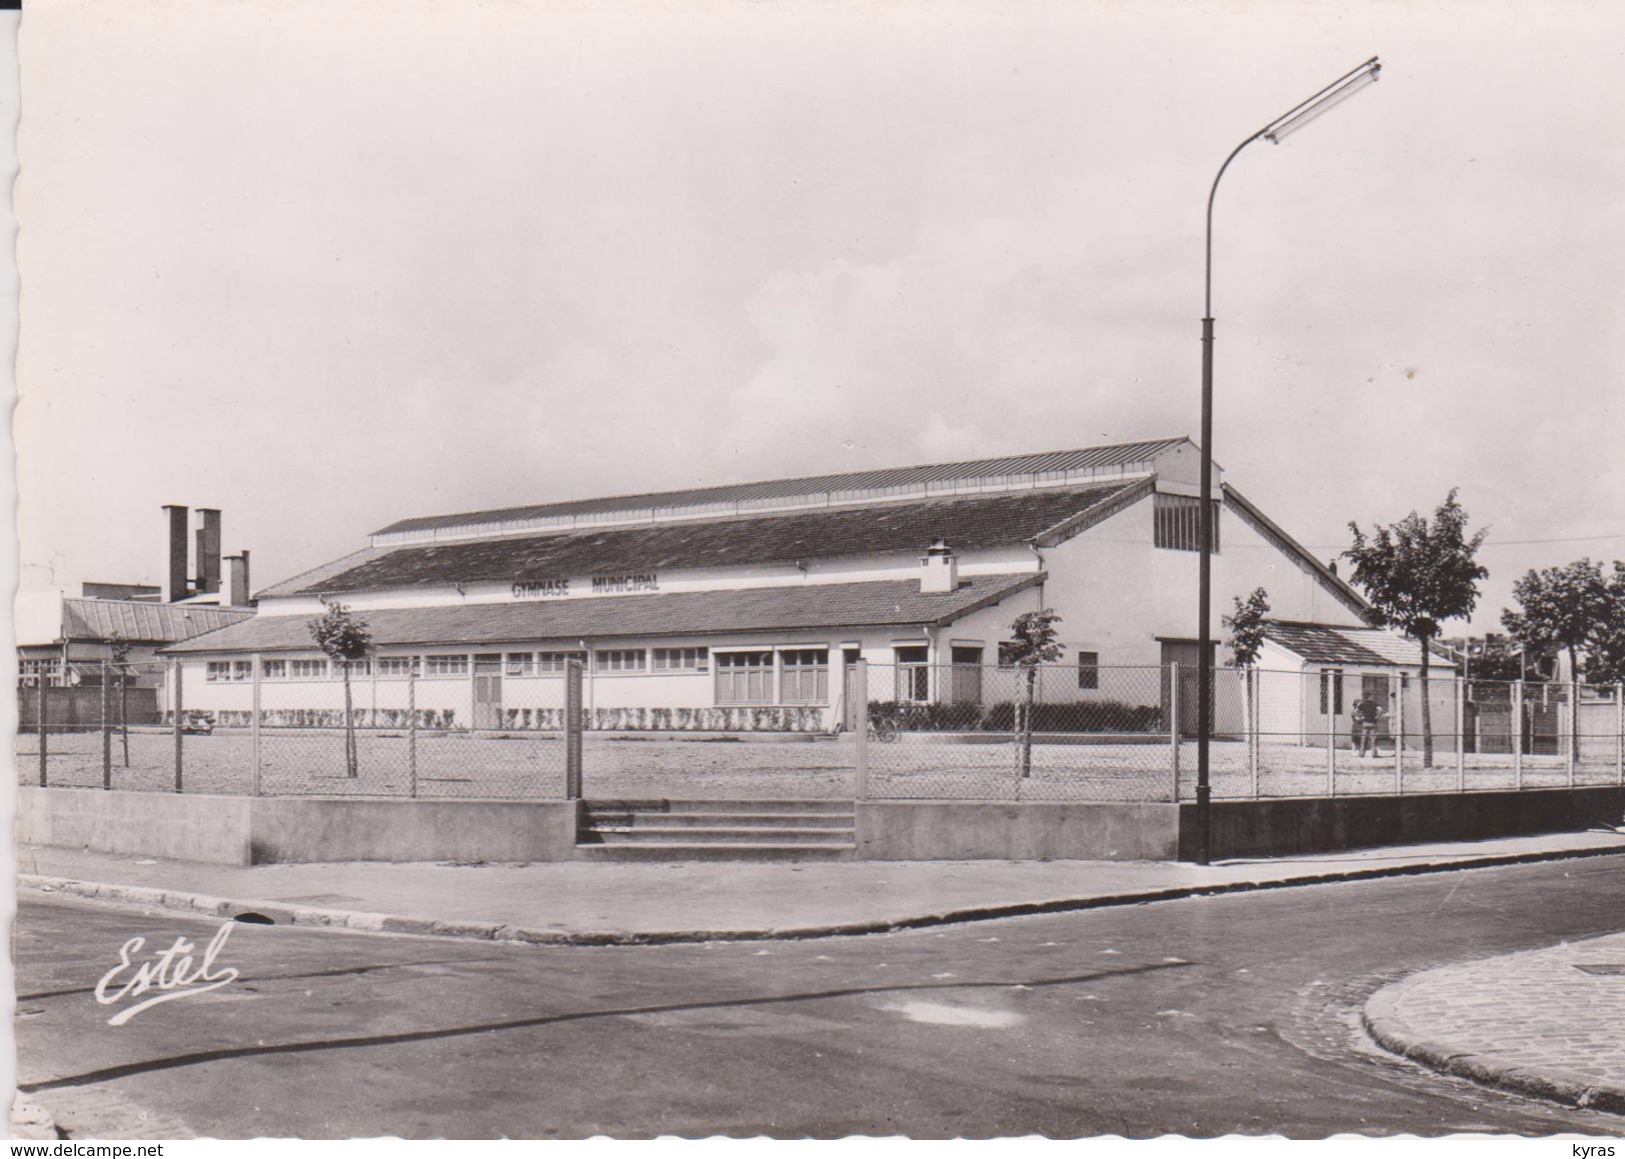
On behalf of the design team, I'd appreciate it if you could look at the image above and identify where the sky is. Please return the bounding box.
[11,0,1625,634]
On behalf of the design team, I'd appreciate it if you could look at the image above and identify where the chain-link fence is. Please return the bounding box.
[14,658,567,798]
[15,659,1625,803]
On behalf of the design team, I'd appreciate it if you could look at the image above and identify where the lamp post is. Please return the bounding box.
[1194,57,1382,866]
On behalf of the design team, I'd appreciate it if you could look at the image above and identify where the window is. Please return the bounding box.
[1320,668,1344,715]
[206,660,253,682]
[1077,650,1100,691]
[652,647,709,672]
[895,645,929,702]
[290,658,328,679]
[596,649,647,673]
[19,658,63,686]
[535,651,588,674]
[425,654,468,677]
[377,656,420,678]
[716,650,774,704]
[779,648,829,703]
[341,659,371,677]
[1153,493,1220,553]
[506,652,534,676]
[262,659,288,680]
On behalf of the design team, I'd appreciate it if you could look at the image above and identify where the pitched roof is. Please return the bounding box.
[1264,620,1459,669]
[165,573,1044,654]
[60,599,255,644]
[372,437,1188,540]
[263,481,1140,597]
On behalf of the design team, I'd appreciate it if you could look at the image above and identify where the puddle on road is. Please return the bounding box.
[882,1000,1024,1028]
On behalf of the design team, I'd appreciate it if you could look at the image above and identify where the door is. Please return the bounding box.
[1360,674,1391,744]
[1160,640,1216,738]
[473,653,503,730]
[841,647,862,731]
[949,646,983,705]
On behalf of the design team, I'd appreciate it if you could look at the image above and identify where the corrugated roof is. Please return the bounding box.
[60,599,255,644]
[264,481,1139,597]
[1264,621,1459,669]
[371,437,1188,539]
[165,573,1044,654]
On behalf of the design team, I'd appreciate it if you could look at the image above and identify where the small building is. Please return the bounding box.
[165,436,1432,734]
[1256,620,1459,748]
[16,589,256,728]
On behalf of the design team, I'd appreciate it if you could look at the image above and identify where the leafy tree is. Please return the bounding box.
[1504,559,1625,756]
[1585,563,1625,686]
[999,609,1064,779]
[310,603,373,778]
[1223,588,1270,668]
[1344,490,1488,768]
[1223,588,1270,757]
[1438,633,1526,683]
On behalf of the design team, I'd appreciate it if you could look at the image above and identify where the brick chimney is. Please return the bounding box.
[920,537,959,594]
[162,504,190,602]
[225,551,251,607]
[196,508,222,595]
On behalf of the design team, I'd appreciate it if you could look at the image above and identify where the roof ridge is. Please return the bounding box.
[371,436,1190,537]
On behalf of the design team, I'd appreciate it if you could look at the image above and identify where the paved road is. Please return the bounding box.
[15,855,1625,1139]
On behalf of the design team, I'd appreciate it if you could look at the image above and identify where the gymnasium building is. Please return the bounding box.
[164,437,1451,738]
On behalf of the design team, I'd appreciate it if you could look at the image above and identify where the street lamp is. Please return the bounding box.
[1194,57,1382,866]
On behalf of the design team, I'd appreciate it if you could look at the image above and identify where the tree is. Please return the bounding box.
[108,632,133,768]
[1344,490,1488,769]
[1584,563,1625,686]
[999,609,1063,779]
[1223,588,1270,765]
[1438,633,1527,683]
[310,603,373,778]
[1503,558,1625,757]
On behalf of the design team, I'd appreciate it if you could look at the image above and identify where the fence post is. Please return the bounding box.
[1394,675,1404,793]
[1567,679,1578,787]
[1454,676,1465,792]
[1247,667,1259,799]
[251,653,263,796]
[173,659,184,793]
[101,660,112,790]
[564,657,583,800]
[1513,680,1524,789]
[408,662,418,799]
[1325,671,1335,797]
[1168,662,1181,803]
[37,677,48,787]
[854,659,869,801]
[1616,682,1623,786]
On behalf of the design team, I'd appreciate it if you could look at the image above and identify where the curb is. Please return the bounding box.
[17,839,1625,947]
[1362,974,1625,1116]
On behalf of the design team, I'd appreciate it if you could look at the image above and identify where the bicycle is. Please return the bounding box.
[867,713,900,743]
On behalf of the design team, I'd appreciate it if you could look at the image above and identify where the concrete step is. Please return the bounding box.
[573,841,856,863]
[581,810,854,829]
[582,798,854,815]
[585,825,857,845]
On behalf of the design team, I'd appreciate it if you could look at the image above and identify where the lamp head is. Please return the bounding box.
[1263,57,1382,145]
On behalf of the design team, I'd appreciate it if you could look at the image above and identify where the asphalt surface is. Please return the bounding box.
[14,853,1625,1139]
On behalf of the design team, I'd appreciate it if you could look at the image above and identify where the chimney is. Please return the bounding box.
[920,537,959,594]
[196,508,223,594]
[1328,559,1339,577]
[225,551,251,607]
[162,504,190,602]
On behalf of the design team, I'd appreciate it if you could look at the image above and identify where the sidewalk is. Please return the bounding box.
[1364,931,1625,1115]
[16,828,1625,945]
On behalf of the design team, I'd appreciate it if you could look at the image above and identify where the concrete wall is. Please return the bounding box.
[1183,786,1625,861]
[17,787,579,866]
[17,786,253,865]
[856,800,1181,861]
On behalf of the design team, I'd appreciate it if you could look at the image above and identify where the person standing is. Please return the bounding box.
[1351,692,1382,757]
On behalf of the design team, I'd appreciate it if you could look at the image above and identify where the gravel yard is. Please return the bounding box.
[16,727,1617,801]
